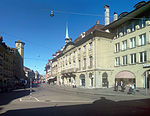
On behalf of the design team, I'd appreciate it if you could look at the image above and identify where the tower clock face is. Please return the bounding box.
[18,43,20,47]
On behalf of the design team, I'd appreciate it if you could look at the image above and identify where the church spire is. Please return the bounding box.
[65,22,69,39]
[65,22,70,44]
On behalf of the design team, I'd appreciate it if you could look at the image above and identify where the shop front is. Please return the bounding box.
[143,64,150,89]
[115,71,135,87]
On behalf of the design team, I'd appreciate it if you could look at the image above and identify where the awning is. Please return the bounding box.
[115,71,135,79]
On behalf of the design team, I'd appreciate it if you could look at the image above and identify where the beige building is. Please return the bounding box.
[48,1,150,89]
[51,21,114,88]
[0,36,25,92]
[103,1,150,88]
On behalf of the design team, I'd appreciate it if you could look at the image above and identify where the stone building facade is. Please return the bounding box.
[50,22,114,88]
[103,1,150,88]
[46,1,150,89]
[0,36,25,92]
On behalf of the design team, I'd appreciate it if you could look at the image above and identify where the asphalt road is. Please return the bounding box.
[0,83,150,116]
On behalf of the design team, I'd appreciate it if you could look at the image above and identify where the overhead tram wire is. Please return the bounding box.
[24,57,48,62]
[51,9,150,20]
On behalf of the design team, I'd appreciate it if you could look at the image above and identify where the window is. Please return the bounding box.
[123,26,127,35]
[130,37,136,48]
[122,55,127,65]
[17,43,20,47]
[122,40,127,50]
[139,51,147,63]
[139,17,146,28]
[89,42,92,50]
[89,56,93,68]
[83,45,86,53]
[78,48,81,54]
[139,33,146,46]
[115,43,120,52]
[79,60,81,70]
[83,58,86,69]
[130,53,136,64]
[115,57,120,66]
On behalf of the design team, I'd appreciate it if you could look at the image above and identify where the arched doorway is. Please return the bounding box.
[102,72,108,87]
[89,73,93,87]
[80,74,85,86]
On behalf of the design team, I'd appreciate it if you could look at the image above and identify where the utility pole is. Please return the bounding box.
[30,76,32,95]
[145,71,148,95]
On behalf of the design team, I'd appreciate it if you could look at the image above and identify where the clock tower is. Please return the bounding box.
[15,40,25,60]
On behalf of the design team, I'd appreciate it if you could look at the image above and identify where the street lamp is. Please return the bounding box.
[50,10,54,17]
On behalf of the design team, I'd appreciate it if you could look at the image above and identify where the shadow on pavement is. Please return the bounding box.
[0,89,30,106]
[1,97,150,116]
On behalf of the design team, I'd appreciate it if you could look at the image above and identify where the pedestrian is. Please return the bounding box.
[114,81,118,91]
[131,83,135,94]
[121,81,125,92]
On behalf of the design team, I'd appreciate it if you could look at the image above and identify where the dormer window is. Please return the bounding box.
[139,17,146,28]
[116,29,119,38]
[123,26,127,35]
[131,22,136,32]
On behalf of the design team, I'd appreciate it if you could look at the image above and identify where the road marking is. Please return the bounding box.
[33,97,40,102]
[19,96,39,102]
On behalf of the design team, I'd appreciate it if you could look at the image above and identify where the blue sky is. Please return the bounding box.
[0,0,148,75]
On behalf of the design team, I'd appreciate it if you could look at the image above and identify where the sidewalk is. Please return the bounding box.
[50,84,150,97]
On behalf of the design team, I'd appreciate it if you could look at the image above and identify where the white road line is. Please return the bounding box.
[33,97,40,102]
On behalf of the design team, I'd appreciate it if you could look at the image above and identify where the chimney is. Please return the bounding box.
[114,12,118,21]
[81,32,85,38]
[104,5,110,25]
[96,20,99,24]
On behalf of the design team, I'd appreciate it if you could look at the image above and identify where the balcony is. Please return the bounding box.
[61,68,79,74]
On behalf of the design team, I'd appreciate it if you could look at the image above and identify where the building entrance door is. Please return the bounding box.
[102,72,108,87]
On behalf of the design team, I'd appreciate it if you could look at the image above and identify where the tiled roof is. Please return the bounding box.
[74,24,104,43]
